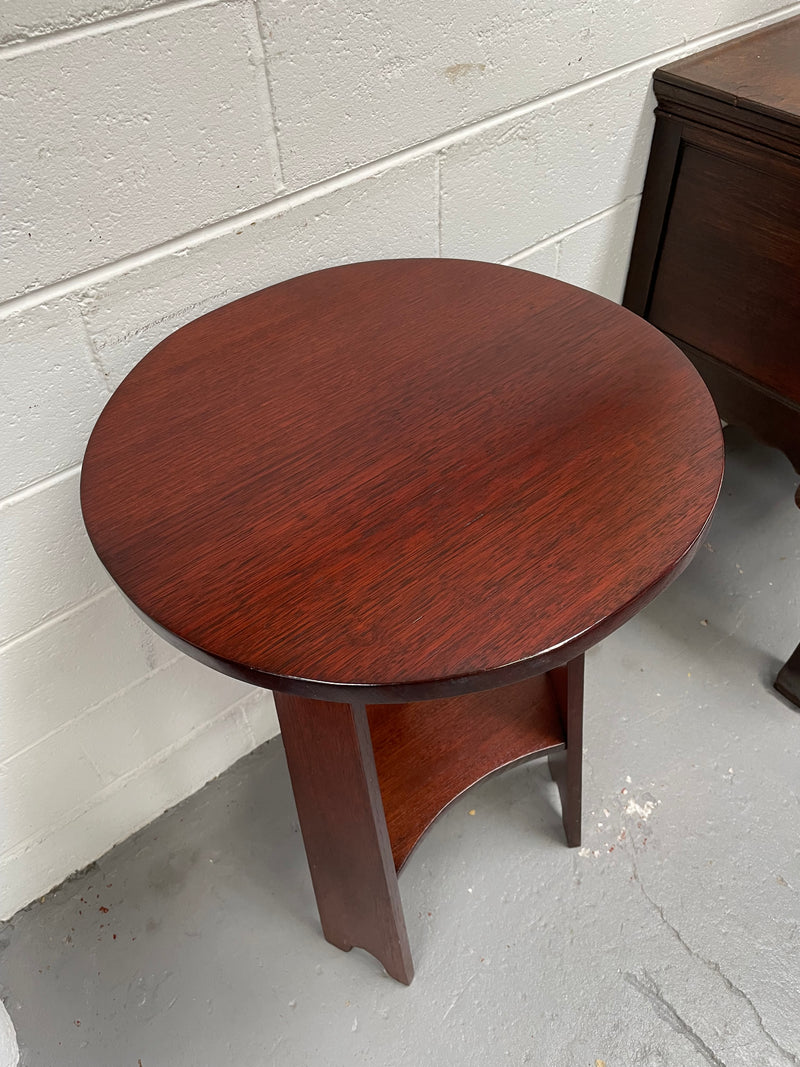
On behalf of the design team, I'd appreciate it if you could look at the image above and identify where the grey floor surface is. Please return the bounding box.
[2,427,799,1067]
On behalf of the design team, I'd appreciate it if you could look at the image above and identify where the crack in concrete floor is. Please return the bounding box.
[630,846,800,1067]
[624,970,727,1067]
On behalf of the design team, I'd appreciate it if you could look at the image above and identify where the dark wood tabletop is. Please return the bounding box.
[80,259,724,703]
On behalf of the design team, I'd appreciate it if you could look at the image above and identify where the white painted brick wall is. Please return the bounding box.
[556,198,643,303]
[2,0,797,919]
[260,0,785,188]
[440,67,655,262]
[0,300,108,498]
[0,1,281,301]
[79,158,437,387]
[0,470,110,645]
[0,0,162,46]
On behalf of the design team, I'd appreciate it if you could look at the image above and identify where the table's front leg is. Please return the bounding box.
[274,692,414,984]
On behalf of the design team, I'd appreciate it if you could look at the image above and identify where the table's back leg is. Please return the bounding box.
[275,692,414,984]
[547,655,584,847]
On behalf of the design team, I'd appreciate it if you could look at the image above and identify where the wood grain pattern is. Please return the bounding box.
[274,692,414,984]
[80,259,723,704]
[648,144,800,405]
[276,667,578,981]
[367,674,565,871]
[656,14,800,128]
[623,16,800,707]
[80,258,724,982]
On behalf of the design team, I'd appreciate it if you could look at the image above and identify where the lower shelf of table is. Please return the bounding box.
[366,674,565,871]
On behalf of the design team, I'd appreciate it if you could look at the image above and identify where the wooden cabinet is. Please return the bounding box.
[624,15,800,704]
[625,15,800,470]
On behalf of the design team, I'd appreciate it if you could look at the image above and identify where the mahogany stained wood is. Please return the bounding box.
[81,259,724,704]
[276,666,579,980]
[367,674,565,871]
[274,692,414,984]
[623,16,800,707]
[655,15,800,129]
[648,144,800,406]
[546,655,584,848]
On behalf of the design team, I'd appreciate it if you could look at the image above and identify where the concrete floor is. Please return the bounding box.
[1,426,799,1067]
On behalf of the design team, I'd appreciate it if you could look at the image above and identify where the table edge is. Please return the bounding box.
[112,495,719,705]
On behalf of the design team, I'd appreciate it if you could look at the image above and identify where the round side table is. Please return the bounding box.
[80,259,724,984]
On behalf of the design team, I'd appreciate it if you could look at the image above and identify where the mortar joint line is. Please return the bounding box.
[1,2,800,316]
[75,300,113,394]
[250,0,286,194]
[0,587,116,659]
[0,648,183,768]
[0,0,224,58]
[0,464,82,510]
[0,691,259,880]
[503,192,642,266]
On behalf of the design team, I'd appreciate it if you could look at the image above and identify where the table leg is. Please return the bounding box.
[775,641,800,709]
[274,692,414,984]
[547,654,584,847]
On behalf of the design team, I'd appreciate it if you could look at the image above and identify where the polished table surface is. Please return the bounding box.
[80,258,724,705]
[81,258,724,983]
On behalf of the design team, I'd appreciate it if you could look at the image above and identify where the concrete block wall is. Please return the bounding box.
[1,0,797,919]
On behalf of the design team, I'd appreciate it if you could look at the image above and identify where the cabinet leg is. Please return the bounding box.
[547,655,584,847]
[775,641,800,709]
[275,692,414,984]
